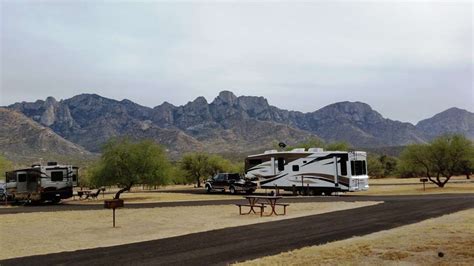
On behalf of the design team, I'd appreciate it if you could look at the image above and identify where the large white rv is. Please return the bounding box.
[5,162,78,203]
[245,148,369,195]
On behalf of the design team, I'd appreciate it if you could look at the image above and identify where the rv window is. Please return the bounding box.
[277,158,285,171]
[18,174,27,182]
[248,159,263,168]
[351,161,366,176]
[292,165,299,172]
[51,171,64,182]
[27,173,38,182]
[72,168,79,182]
[340,160,347,176]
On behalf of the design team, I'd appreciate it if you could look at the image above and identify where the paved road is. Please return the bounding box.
[1,194,473,265]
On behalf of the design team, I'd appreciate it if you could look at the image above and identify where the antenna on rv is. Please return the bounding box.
[278,142,287,150]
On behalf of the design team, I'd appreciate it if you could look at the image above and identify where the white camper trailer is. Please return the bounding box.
[245,148,369,195]
[5,162,78,203]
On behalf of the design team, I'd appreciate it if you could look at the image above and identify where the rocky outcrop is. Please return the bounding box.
[6,91,473,158]
[0,108,91,161]
[416,107,474,140]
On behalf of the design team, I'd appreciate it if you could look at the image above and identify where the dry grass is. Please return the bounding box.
[369,175,471,184]
[237,208,474,266]
[65,192,243,204]
[0,201,379,260]
[353,176,474,196]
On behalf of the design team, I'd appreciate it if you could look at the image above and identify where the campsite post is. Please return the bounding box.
[420,178,428,191]
[104,199,124,227]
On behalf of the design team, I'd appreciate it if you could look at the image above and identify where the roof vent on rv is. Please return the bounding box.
[47,162,58,166]
[308,148,324,152]
[291,148,305,152]
[264,150,278,154]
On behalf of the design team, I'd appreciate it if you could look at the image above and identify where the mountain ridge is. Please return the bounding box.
[4,91,473,159]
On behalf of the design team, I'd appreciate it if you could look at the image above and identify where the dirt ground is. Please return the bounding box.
[238,208,474,266]
[64,191,243,204]
[353,176,474,196]
[0,201,379,260]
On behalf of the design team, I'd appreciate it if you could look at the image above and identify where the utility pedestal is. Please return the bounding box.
[104,199,124,227]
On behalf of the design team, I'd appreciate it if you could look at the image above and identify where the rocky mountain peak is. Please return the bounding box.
[213,90,238,105]
[192,96,208,105]
[40,97,59,126]
[315,101,384,123]
[416,107,474,140]
[45,96,57,105]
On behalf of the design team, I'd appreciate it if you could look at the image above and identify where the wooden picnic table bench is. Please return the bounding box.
[237,196,290,216]
[76,190,91,200]
[235,203,267,216]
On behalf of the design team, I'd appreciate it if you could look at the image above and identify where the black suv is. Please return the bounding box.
[205,173,256,194]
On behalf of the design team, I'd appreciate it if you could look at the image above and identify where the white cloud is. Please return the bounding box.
[1,1,472,123]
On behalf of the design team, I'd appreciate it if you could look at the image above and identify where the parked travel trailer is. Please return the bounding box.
[5,162,79,203]
[245,148,369,195]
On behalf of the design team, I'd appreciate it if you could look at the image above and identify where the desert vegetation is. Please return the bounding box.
[80,138,243,191]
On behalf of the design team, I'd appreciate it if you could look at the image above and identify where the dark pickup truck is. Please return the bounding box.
[205,173,256,194]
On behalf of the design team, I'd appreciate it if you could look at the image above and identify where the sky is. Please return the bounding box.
[1,0,472,124]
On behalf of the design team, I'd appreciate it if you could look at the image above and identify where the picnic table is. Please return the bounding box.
[236,195,289,216]
[76,190,91,200]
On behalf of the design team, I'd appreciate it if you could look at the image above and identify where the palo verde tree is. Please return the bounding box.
[91,138,171,199]
[399,135,474,187]
[180,153,239,187]
[180,153,212,187]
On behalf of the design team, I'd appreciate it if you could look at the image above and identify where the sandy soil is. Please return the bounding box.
[64,192,243,204]
[238,208,474,266]
[368,175,472,184]
[354,182,474,196]
[0,201,379,260]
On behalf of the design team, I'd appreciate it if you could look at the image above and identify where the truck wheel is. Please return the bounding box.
[52,197,61,204]
[205,185,212,193]
[246,189,255,195]
[229,186,236,194]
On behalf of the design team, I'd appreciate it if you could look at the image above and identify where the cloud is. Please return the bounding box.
[1,1,472,123]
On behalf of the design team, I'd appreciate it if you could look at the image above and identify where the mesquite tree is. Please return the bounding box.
[399,135,474,187]
[91,138,171,199]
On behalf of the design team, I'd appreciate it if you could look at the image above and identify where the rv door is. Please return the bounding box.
[16,172,27,192]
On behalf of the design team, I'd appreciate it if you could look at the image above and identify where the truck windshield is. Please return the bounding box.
[228,174,240,180]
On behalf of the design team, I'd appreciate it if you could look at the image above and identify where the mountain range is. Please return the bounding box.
[2,91,473,161]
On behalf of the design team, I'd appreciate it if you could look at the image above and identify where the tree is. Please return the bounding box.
[367,154,399,178]
[399,135,474,187]
[90,138,171,199]
[367,154,384,178]
[325,141,351,151]
[0,155,13,181]
[180,153,212,187]
[180,153,240,187]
